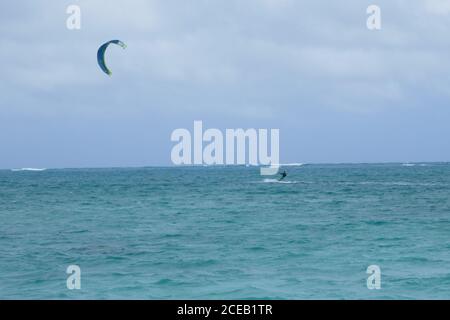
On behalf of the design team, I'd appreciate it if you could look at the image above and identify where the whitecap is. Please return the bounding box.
[281,163,304,167]
[261,178,299,184]
[266,163,304,167]
[402,163,415,167]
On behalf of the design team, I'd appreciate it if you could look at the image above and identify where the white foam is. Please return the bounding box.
[281,163,304,167]
[11,168,46,172]
[267,163,304,167]
[261,178,298,184]
[402,163,415,167]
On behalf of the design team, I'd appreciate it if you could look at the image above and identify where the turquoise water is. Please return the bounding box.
[0,164,449,299]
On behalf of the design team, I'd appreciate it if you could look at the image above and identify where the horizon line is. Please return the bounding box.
[2,161,449,171]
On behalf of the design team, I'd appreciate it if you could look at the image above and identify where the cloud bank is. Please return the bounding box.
[1,1,450,167]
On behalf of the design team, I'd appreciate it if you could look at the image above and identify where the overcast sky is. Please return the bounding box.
[1,0,450,168]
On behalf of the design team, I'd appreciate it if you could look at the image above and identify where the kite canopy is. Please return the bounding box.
[97,40,126,76]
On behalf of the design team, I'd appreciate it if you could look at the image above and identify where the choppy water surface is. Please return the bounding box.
[0,163,449,299]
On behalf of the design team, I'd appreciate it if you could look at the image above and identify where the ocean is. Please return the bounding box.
[0,163,449,299]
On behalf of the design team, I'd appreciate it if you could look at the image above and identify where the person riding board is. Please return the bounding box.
[279,170,287,181]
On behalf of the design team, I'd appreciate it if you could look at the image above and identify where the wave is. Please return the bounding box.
[261,178,299,184]
[357,181,444,187]
[11,168,46,172]
[280,163,304,167]
[267,163,304,167]
[402,163,416,167]
[402,163,429,167]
